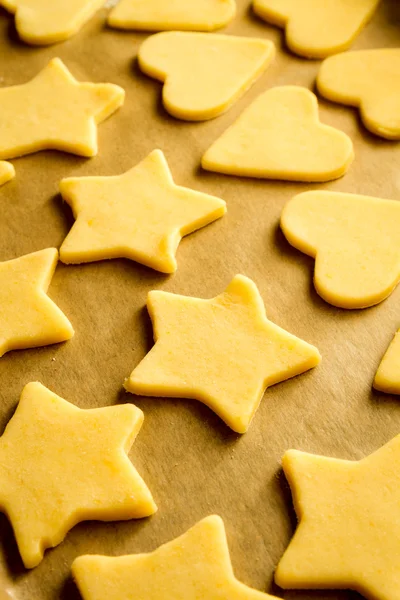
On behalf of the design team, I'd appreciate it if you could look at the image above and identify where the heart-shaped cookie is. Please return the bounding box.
[317,49,400,140]
[281,191,400,309]
[202,86,353,182]
[253,0,380,58]
[138,32,275,121]
[0,0,105,45]
[108,0,236,31]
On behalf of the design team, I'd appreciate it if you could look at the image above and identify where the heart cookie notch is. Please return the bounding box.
[202,86,353,182]
[281,191,400,309]
[138,32,275,121]
[252,0,380,58]
[317,49,400,140]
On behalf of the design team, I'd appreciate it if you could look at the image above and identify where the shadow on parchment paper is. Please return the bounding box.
[60,576,81,600]
[380,0,400,24]
[0,514,25,579]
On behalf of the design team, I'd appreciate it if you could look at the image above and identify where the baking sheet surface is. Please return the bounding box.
[0,2,399,598]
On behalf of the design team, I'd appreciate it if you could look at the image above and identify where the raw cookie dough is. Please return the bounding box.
[202,86,354,182]
[0,0,105,45]
[126,274,321,433]
[73,515,280,600]
[275,435,400,600]
[0,248,74,357]
[0,162,15,186]
[280,190,400,309]
[108,0,236,31]
[0,57,124,159]
[373,330,400,394]
[317,48,400,140]
[138,32,275,121]
[59,149,226,273]
[252,0,380,59]
[0,382,156,569]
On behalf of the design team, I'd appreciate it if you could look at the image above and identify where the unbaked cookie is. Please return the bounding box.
[281,190,400,309]
[317,48,400,140]
[138,32,275,120]
[202,86,353,182]
[126,274,321,433]
[373,330,400,394]
[0,162,15,186]
[0,58,124,159]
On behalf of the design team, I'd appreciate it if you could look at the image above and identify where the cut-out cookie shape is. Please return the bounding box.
[0,162,15,186]
[126,274,320,433]
[275,434,400,600]
[373,330,400,394]
[138,32,275,121]
[0,57,124,159]
[252,0,380,59]
[0,382,156,568]
[202,86,354,182]
[59,149,226,273]
[0,0,105,45]
[73,515,281,600]
[108,0,236,31]
[281,191,400,309]
[317,49,400,140]
[0,248,74,357]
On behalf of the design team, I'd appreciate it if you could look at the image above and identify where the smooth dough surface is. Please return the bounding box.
[317,49,400,140]
[202,86,353,182]
[0,248,74,357]
[373,330,400,394]
[0,161,15,186]
[253,0,380,58]
[0,382,156,569]
[280,191,400,309]
[73,515,280,600]
[0,0,105,45]
[59,149,226,273]
[138,32,275,121]
[126,274,321,433]
[0,57,124,159]
[276,434,400,600]
[108,0,236,31]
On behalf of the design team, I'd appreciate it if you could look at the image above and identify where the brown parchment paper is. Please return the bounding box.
[0,2,399,599]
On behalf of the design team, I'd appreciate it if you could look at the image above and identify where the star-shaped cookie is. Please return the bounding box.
[317,48,400,140]
[373,329,400,394]
[73,515,280,600]
[0,0,105,45]
[253,0,380,58]
[0,161,15,186]
[126,275,321,433]
[0,382,157,568]
[280,190,400,309]
[202,86,354,182]
[275,434,400,600]
[138,32,275,121]
[59,149,226,273]
[108,0,236,31]
[0,57,124,159]
[0,248,73,357]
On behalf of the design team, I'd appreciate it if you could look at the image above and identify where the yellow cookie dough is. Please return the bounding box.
[0,382,156,569]
[138,32,275,121]
[0,0,105,45]
[126,274,321,433]
[202,86,354,182]
[317,49,400,140]
[0,162,15,186]
[275,435,400,600]
[0,248,73,357]
[0,57,124,160]
[281,190,400,309]
[73,515,280,600]
[108,0,236,31]
[253,0,380,59]
[373,330,400,394]
[59,149,226,273]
